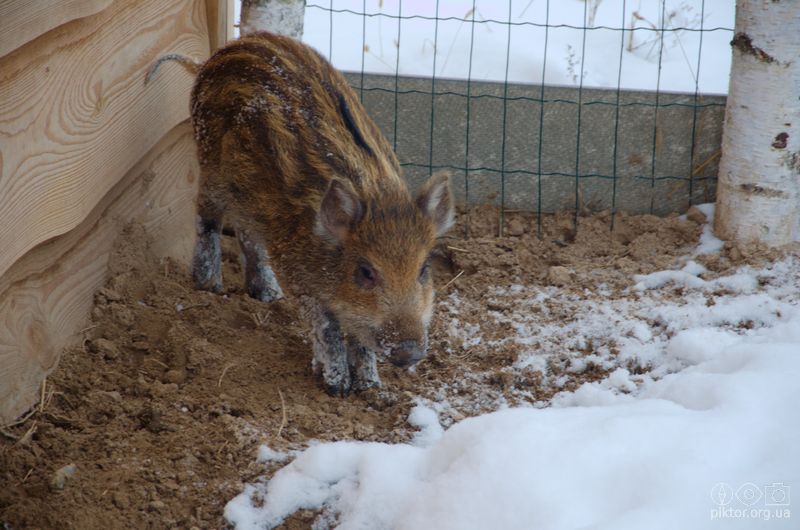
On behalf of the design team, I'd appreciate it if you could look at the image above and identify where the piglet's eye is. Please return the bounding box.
[355,262,377,289]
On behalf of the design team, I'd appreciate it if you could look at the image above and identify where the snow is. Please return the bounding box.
[227,316,800,529]
[693,203,725,255]
[633,256,759,292]
[434,218,794,406]
[632,259,708,290]
[234,1,734,93]
[257,445,290,463]
[446,313,482,348]
[225,209,800,529]
[407,404,444,447]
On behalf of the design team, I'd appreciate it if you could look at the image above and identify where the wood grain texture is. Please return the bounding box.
[0,0,113,58]
[206,0,235,51]
[0,123,199,424]
[0,0,209,279]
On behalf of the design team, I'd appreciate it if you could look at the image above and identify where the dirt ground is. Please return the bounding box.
[0,206,778,529]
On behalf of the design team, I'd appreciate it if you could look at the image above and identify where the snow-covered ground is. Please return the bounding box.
[236,1,735,94]
[224,207,800,528]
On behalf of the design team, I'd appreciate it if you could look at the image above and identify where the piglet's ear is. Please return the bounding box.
[416,171,455,237]
[316,179,364,242]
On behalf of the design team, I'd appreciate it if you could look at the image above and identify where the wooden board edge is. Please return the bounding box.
[206,0,235,51]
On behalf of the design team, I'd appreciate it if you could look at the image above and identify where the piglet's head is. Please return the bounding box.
[315,172,454,367]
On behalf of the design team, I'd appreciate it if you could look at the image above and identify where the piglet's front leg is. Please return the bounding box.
[309,304,352,396]
[236,229,283,302]
[347,340,381,392]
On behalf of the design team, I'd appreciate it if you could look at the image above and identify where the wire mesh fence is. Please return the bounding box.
[301,0,734,234]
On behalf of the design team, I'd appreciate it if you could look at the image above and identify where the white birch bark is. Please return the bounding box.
[715,1,800,245]
[240,0,306,39]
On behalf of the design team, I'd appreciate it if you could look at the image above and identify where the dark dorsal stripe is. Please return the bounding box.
[337,93,373,157]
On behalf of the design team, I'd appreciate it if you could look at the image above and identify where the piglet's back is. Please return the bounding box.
[190,32,402,210]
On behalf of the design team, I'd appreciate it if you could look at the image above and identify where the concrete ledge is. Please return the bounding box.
[345,72,725,215]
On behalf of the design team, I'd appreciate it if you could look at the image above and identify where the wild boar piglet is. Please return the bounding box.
[148,32,454,395]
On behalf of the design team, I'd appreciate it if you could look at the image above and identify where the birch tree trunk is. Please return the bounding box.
[715,1,800,245]
[241,0,306,39]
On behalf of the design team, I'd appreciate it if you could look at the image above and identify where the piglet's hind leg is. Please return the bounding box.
[192,216,223,293]
[237,230,283,302]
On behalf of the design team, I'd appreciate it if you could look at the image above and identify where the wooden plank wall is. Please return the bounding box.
[0,1,232,424]
[0,0,114,58]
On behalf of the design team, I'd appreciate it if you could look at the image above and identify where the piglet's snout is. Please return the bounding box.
[389,340,427,368]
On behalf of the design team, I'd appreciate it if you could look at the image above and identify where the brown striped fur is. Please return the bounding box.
[151,32,454,394]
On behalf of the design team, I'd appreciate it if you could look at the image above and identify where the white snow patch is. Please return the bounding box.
[513,352,548,373]
[226,255,800,529]
[633,260,708,290]
[634,260,758,293]
[447,318,482,348]
[408,404,444,448]
[257,445,290,464]
[693,203,725,256]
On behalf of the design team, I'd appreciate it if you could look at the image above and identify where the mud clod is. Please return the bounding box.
[89,338,120,360]
[685,205,707,225]
[49,464,77,491]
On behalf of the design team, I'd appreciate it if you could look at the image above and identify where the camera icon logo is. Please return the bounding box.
[764,483,790,507]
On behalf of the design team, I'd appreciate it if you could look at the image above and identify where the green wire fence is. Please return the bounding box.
[306,0,733,235]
